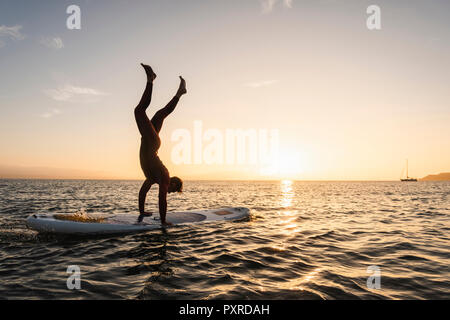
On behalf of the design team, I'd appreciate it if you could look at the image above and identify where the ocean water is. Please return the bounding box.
[0,179,449,300]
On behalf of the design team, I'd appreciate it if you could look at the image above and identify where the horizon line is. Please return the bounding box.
[0,177,436,182]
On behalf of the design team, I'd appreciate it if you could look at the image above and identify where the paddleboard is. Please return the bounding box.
[26,207,250,235]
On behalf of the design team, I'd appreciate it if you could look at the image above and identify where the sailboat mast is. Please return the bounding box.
[406,159,409,178]
[401,159,417,181]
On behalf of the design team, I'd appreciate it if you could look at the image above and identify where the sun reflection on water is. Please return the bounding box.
[295,267,322,289]
[279,180,302,233]
[278,267,323,292]
[280,180,294,208]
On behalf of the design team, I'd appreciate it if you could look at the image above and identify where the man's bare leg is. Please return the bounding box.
[135,64,158,223]
[134,64,158,140]
[151,76,187,133]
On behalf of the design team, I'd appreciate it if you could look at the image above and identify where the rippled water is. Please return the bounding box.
[0,179,449,299]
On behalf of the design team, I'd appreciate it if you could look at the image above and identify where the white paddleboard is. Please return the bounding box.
[26,207,250,235]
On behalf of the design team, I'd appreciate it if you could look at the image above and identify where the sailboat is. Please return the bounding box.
[401,159,418,182]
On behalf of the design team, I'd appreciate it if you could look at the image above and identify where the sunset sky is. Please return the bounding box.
[1,0,449,180]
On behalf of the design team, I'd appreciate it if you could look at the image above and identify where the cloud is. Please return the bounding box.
[44,85,107,102]
[261,0,293,13]
[284,0,293,8]
[41,109,61,118]
[0,25,25,39]
[0,25,25,47]
[244,80,279,88]
[261,0,277,13]
[40,37,64,50]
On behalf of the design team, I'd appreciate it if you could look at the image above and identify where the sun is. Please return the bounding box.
[277,153,304,177]
[260,150,305,179]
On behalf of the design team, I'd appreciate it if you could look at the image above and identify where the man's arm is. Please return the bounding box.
[158,184,169,225]
[138,179,153,214]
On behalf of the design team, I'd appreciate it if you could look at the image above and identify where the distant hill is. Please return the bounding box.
[421,172,450,181]
[0,165,115,180]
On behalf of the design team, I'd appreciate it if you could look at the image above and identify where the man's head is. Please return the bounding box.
[168,176,183,193]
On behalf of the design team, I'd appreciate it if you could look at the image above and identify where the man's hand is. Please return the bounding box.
[140,212,153,217]
[137,212,152,223]
[161,221,173,227]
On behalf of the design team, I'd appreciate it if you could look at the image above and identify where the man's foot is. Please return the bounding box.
[137,212,153,223]
[176,76,187,98]
[141,63,157,82]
